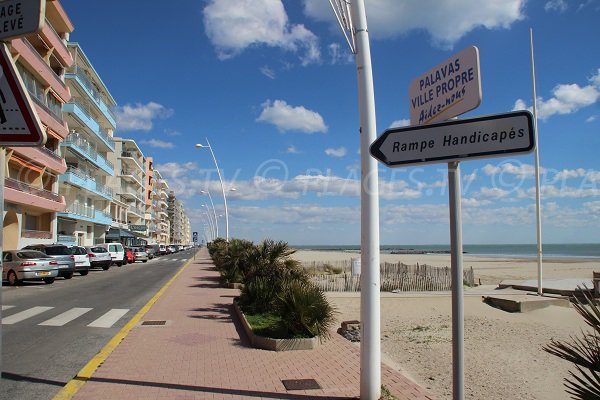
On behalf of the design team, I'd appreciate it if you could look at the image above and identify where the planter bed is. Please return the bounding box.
[233,301,320,351]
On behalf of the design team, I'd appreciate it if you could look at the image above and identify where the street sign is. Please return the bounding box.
[192,231,198,242]
[0,42,46,146]
[409,46,482,125]
[0,0,45,41]
[370,111,535,168]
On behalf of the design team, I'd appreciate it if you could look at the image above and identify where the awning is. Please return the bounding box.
[105,228,137,240]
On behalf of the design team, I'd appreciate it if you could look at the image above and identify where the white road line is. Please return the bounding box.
[2,305,15,311]
[39,308,93,326]
[2,306,54,325]
[87,309,129,328]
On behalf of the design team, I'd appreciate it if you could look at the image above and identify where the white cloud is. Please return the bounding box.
[328,43,353,64]
[113,102,174,131]
[257,99,327,133]
[154,161,197,179]
[303,0,525,49]
[587,115,597,123]
[477,187,512,199]
[513,71,600,120]
[141,139,175,149]
[482,162,539,179]
[545,0,568,12]
[287,145,300,154]
[463,171,477,182]
[389,119,411,128]
[203,0,320,65]
[554,168,587,181]
[462,198,492,207]
[325,147,347,157]
[260,65,276,79]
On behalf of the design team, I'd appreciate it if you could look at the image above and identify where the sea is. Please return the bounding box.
[292,243,600,259]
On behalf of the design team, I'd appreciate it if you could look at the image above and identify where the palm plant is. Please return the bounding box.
[543,289,600,399]
[218,238,254,283]
[276,280,336,339]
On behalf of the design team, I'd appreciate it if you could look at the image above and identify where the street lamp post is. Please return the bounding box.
[201,205,216,240]
[196,139,230,241]
[201,190,219,238]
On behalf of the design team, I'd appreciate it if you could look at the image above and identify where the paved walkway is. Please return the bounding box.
[66,249,433,400]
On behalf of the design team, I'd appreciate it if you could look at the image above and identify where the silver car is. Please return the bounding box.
[132,247,148,263]
[2,250,59,285]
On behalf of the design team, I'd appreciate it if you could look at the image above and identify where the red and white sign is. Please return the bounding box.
[0,0,45,41]
[0,42,46,146]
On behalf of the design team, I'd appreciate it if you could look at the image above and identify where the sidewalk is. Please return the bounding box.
[65,248,434,400]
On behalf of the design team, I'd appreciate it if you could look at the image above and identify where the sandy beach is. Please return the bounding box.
[294,249,599,400]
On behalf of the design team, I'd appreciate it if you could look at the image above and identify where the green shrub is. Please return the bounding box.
[276,280,336,339]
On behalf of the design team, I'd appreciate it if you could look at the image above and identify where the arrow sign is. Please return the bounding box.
[0,42,46,146]
[370,111,535,168]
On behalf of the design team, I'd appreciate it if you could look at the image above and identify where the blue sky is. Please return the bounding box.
[60,0,600,245]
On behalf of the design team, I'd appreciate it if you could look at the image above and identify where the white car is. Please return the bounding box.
[68,246,91,276]
[99,243,125,266]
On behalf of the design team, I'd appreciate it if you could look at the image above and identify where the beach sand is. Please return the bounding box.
[294,249,599,400]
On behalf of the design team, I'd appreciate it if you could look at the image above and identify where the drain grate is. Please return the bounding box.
[282,379,321,390]
[141,320,167,326]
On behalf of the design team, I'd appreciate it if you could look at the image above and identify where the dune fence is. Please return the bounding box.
[306,261,475,292]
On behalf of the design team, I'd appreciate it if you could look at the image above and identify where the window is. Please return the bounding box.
[24,214,38,231]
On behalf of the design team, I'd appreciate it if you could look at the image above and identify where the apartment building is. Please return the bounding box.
[167,191,188,245]
[106,138,147,246]
[3,1,74,250]
[154,169,170,245]
[56,42,116,246]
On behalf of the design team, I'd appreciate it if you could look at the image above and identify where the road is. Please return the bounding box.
[0,249,197,400]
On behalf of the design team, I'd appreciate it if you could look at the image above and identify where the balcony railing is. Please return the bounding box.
[39,145,63,162]
[5,177,62,202]
[57,234,77,245]
[66,101,115,151]
[96,182,113,197]
[64,202,94,219]
[22,229,53,239]
[64,166,113,198]
[120,169,142,186]
[64,133,114,171]
[30,92,65,125]
[70,67,117,122]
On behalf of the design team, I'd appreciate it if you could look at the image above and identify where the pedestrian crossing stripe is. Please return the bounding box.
[1,306,130,328]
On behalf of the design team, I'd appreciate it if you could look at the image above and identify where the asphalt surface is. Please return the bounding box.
[0,249,196,400]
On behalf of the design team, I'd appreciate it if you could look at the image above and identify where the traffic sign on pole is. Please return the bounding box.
[0,0,45,41]
[0,42,46,146]
[409,46,482,125]
[370,111,535,168]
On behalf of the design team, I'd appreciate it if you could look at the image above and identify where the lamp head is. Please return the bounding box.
[195,144,207,148]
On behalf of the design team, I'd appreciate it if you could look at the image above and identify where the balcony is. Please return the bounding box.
[56,234,77,245]
[4,177,65,212]
[66,68,116,128]
[10,145,66,175]
[22,230,53,240]
[94,210,112,225]
[127,207,146,218]
[119,151,144,173]
[62,134,114,175]
[29,91,69,139]
[63,102,115,151]
[40,18,73,68]
[11,38,70,102]
[57,203,111,226]
[120,169,143,187]
[59,166,112,201]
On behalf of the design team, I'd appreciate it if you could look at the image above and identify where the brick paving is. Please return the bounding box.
[71,248,434,400]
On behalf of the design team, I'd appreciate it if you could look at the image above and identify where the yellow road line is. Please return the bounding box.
[53,255,198,400]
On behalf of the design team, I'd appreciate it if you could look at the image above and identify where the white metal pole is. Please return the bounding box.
[448,161,464,400]
[530,28,543,296]
[351,1,381,399]
[0,147,5,374]
[202,206,215,240]
[205,191,219,238]
[205,139,229,241]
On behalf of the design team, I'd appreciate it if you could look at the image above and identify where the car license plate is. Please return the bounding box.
[37,271,50,276]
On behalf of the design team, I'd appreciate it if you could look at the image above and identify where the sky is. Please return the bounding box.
[60,0,600,246]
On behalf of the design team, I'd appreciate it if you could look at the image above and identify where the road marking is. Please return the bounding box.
[39,308,93,326]
[2,305,15,310]
[87,309,129,328]
[2,306,54,325]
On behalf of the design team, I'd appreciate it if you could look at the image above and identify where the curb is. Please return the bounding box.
[52,253,198,400]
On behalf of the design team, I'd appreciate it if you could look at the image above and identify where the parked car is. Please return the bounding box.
[85,246,112,270]
[124,247,135,264]
[168,245,177,253]
[132,247,148,263]
[144,244,157,259]
[22,244,75,279]
[68,246,91,276]
[99,243,125,266]
[158,244,166,255]
[2,250,59,285]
